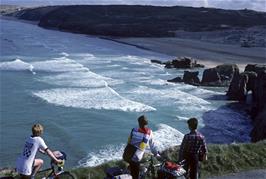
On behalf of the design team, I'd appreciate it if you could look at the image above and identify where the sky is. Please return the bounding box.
[1,0,266,12]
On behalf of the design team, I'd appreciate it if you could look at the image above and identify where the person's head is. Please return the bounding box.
[32,124,44,136]
[187,117,198,131]
[138,115,148,128]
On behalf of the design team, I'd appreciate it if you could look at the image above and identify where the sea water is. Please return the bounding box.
[0,19,252,168]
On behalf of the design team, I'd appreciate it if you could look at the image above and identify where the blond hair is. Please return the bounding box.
[32,124,44,136]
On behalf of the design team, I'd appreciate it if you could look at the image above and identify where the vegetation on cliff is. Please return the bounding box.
[62,141,266,178]
[7,5,266,37]
[2,141,265,178]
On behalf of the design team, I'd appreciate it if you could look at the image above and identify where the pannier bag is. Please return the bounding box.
[122,144,137,163]
[105,167,132,179]
[157,161,186,179]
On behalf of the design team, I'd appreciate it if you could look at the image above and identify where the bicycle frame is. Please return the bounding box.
[140,156,187,179]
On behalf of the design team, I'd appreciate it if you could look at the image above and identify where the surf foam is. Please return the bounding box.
[0,59,34,72]
[78,123,184,167]
[33,87,156,112]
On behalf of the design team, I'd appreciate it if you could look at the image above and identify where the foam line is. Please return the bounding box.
[33,87,156,112]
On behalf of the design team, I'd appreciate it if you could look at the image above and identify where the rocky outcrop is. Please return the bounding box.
[167,63,238,86]
[251,107,266,142]
[167,71,200,86]
[150,59,164,65]
[227,71,257,101]
[167,76,183,83]
[201,64,239,86]
[201,68,222,86]
[183,71,200,85]
[151,57,204,69]
[164,57,204,69]
[227,64,266,142]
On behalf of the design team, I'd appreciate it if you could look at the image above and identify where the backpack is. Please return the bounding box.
[122,144,137,163]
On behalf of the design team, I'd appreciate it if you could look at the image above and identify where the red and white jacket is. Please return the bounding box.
[128,127,158,162]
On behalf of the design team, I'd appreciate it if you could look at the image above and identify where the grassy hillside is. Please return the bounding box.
[70,141,266,178]
[7,5,266,37]
[1,141,265,178]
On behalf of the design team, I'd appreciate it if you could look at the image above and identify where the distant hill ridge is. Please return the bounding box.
[7,5,266,37]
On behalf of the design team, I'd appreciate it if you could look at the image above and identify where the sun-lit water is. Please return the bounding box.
[0,19,252,169]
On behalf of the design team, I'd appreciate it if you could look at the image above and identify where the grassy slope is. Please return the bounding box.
[1,141,265,178]
[70,141,266,179]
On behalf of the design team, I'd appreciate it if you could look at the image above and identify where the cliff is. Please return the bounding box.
[6,5,266,37]
[227,64,266,142]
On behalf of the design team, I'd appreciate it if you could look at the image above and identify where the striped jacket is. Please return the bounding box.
[128,127,158,162]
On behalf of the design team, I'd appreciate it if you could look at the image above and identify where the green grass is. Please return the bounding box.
[1,141,266,178]
[72,141,266,179]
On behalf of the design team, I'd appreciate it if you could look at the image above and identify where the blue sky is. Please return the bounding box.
[1,0,266,12]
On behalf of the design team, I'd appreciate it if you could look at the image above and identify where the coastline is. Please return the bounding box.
[109,37,266,71]
[2,15,264,72]
[1,15,266,179]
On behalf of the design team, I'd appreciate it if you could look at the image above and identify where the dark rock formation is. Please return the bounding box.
[201,64,239,86]
[227,64,266,142]
[216,64,239,82]
[167,71,200,86]
[201,68,222,86]
[167,76,183,83]
[164,57,204,69]
[183,71,200,85]
[9,5,266,37]
[150,59,164,65]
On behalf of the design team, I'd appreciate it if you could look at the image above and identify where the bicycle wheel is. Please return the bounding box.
[36,168,53,179]
[57,171,76,179]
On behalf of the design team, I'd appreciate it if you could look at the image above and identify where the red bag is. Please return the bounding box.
[165,161,180,170]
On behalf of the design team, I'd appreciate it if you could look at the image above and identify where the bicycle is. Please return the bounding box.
[36,151,76,179]
[139,155,186,179]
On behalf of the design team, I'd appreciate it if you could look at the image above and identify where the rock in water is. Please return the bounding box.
[202,64,239,86]
[183,71,200,85]
[201,68,222,86]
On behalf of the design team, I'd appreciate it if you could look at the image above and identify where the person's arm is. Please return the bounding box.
[39,148,46,154]
[149,131,159,156]
[178,135,187,162]
[201,136,208,161]
[38,137,62,164]
[46,149,62,164]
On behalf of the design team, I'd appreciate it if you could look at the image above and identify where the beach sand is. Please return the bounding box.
[113,37,266,71]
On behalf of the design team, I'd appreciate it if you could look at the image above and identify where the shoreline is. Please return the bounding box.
[109,37,266,71]
[2,16,264,72]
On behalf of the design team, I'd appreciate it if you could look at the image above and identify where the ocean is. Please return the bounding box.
[0,19,252,169]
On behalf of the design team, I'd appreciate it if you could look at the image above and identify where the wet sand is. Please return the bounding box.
[113,37,266,71]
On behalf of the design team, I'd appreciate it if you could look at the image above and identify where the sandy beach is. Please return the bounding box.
[113,37,266,71]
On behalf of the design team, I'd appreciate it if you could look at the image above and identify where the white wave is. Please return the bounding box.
[127,86,210,106]
[60,52,69,57]
[176,116,189,121]
[78,124,184,167]
[153,124,184,151]
[32,58,88,72]
[40,70,123,87]
[78,144,126,167]
[0,59,34,73]
[33,87,156,112]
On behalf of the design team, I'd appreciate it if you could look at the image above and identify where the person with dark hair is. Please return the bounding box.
[123,115,159,179]
[179,118,207,179]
